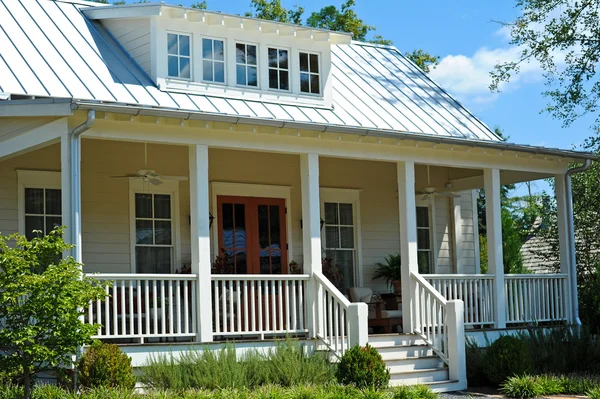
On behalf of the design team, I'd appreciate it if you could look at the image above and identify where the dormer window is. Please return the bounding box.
[268,48,289,91]
[299,52,320,95]
[236,43,258,87]
[202,38,225,83]
[167,33,191,79]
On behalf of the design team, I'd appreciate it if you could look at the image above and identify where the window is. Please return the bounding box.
[268,47,289,91]
[417,206,432,274]
[24,188,61,240]
[134,193,173,274]
[324,202,355,292]
[202,38,225,83]
[236,43,258,87]
[167,33,191,79]
[299,52,320,94]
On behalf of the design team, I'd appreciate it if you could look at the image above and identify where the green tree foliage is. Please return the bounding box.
[0,228,108,399]
[404,49,440,74]
[305,0,372,41]
[491,0,600,129]
[190,1,207,9]
[246,0,304,25]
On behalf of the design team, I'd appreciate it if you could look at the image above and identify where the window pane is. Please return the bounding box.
[418,251,431,274]
[135,194,152,218]
[279,49,288,69]
[339,203,353,225]
[236,43,245,64]
[268,48,278,67]
[214,40,224,61]
[46,216,61,234]
[179,35,190,56]
[269,69,278,89]
[167,33,178,55]
[236,65,246,85]
[203,60,213,81]
[247,45,257,65]
[300,73,309,93]
[136,247,171,274]
[327,250,354,292]
[270,205,280,246]
[324,202,338,224]
[234,203,246,249]
[279,70,289,90]
[417,207,429,227]
[25,215,44,240]
[299,52,308,72]
[136,220,153,244]
[248,66,257,86]
[222,203,233,233]
[340,226,354,249]
[168,56,179,77]
[258,205,269,248]
[214,62,225,82]
[25,188,44,214]
[325,226,339,249]
[154,195,171,219]
[417,229,431,250]
[202,38,212,59]
[180,57,190,79]
[311,74,320,94]
[45,189,61,215]
[154,220,172,245]
[310,54,319,73]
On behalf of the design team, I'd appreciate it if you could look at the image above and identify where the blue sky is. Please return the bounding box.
[181,0,596,194]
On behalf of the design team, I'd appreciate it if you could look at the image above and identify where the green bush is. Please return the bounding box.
[465,338,488,386]
[391,385,437,399]
[77,342,136,390]
[336,344,390,390]
[500,375,543,398]
[589,387,600,399]
[500,374,600,398]
[483,335,533,385]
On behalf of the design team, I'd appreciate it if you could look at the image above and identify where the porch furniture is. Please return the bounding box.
[348,287,402,333]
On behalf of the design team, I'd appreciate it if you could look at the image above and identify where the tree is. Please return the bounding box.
[0,228,107,399]
[246,0,304,25]
[491,0,600,129]
[306,0,373,41]
[404,49,440,74]
[190,1,207,9]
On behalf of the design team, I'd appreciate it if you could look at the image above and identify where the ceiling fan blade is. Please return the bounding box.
[111,175,141,179]
[436,192,460,198]
[146,177,163,186]
[160,175,188,181]
[421,194,431,201]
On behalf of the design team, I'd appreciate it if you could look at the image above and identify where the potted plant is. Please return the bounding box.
[372,253,402,293]
[322,257,343,290]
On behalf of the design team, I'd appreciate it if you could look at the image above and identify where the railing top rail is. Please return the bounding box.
[411,272,448,305]
[86,273,198,280]
[424,274,496,279]
[314,272,352,308]
[505,273,567,279]
[211,274,311,281]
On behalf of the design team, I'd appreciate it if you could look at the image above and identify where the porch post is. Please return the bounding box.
[300,153,323,338]
[484,168,506,328]
[555,175,573,323]
[189,144,213,343]
[397,161,418,334]
[60,134,73,253]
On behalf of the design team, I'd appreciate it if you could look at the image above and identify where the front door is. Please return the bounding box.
[217,195,287,274]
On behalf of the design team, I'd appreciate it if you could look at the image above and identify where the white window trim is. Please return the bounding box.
[129,179,181,274]
[210,182,293,264]
[298,49,322,96]
[416,196,438,273]
[17,170,61,236]
[201,36,227,85]
[320,188,362,287]
[166,31,192,81]
[266,45,291,93]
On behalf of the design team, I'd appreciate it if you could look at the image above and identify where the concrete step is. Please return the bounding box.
[376,344,434,360]
[368,333,426,347]
[385,356,444,373]
[388,367,449,385]
[425,379,468,393]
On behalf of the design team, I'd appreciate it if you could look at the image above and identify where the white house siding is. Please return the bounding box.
[460,191,478,274]
[0,139,478,286]
[102,19,152,77]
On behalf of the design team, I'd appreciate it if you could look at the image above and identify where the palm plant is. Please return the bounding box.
[372,253,402,292]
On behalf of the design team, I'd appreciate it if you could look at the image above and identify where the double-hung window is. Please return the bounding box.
[299,52,320,94]
[268,47,289,91]
[134,193,174,274]
[236,43,258,87]
[202,38,225,83]
[24,188,61,240]
[417,206,433,274]
[323,202,356,292]
[167,33,191,79]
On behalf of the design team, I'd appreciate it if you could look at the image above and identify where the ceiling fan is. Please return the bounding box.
[111,143,188,186]
[417,165,459,201]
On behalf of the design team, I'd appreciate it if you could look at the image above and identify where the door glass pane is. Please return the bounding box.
[417,229,430,250]
[234,203,246,249]
[154,194,171,219]
[222,203,233,231]
[135,194,152,218]
[417,207,429,227]
[258,205,269,248]
[154,220,172,245]
[25,216,44,240]
[45,189,61,215]
[339,203,353,225]
[25,188,44,214]
[136,247,171,274]
[46,216,62,234]
[269,206,280,246]
[324,202,338,224]
[136,220,153,244]
[418,252,431,274]
[325,226,339,248]
[340,226,354,249]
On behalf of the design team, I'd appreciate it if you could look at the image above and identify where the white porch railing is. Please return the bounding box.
[424,274,495,327]
[86,274,198,343]
[210,274,310,338]
[505,274,568,324]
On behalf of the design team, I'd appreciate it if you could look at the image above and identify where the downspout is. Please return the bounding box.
[565,158,592,327]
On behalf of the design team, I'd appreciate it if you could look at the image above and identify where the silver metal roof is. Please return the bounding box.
[0,0,503,142]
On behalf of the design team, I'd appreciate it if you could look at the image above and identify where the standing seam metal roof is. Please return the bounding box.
[0,0,501,141]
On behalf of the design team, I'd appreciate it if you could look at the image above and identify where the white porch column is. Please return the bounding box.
[555,175,573,323]
[60,134,73,253]
[397,161,418,333]
[484,168,506,328]
[189,144,213,343]
[300,153,323,338]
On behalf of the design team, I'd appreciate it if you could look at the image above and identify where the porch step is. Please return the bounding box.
[389,367,449,385]
[368,333,427,347]
[376,344,434,360]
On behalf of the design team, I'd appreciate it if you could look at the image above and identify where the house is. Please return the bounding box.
[0,0,596,391]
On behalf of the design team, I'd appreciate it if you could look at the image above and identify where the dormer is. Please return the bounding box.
[83,4,352,108]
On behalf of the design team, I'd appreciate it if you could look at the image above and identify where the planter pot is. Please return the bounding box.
[392,280,402,294]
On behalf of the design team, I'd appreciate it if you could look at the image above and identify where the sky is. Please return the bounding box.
[178,0,597,195]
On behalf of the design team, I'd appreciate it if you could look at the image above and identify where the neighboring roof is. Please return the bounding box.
[520,218,557,274]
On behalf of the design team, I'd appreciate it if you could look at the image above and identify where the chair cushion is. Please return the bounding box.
[359,293,372,303]
[381,309,403,319]
[348,287,373,303]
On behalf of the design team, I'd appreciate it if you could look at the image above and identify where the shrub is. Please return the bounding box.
[77,342,136,390]
[465,338,488,386]
[500,375,543,398]
[500,374,600,398]
[483,335,533,385]
[589,387,600,399]
[336,344,390,390]
[391,385,437,399]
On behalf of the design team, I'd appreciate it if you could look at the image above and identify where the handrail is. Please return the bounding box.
[313,272,352,307]
[425,274,495,278]
[89,273,198,280]
[505,273,567,279]
[412,272,448,304]
[211,274,311,281]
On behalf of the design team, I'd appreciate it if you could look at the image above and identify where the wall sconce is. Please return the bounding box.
[300,218,325,230]
[188,213,215,229]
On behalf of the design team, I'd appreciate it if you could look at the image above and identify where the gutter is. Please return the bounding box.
[70,102,599,162]
[565,159,593,327]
